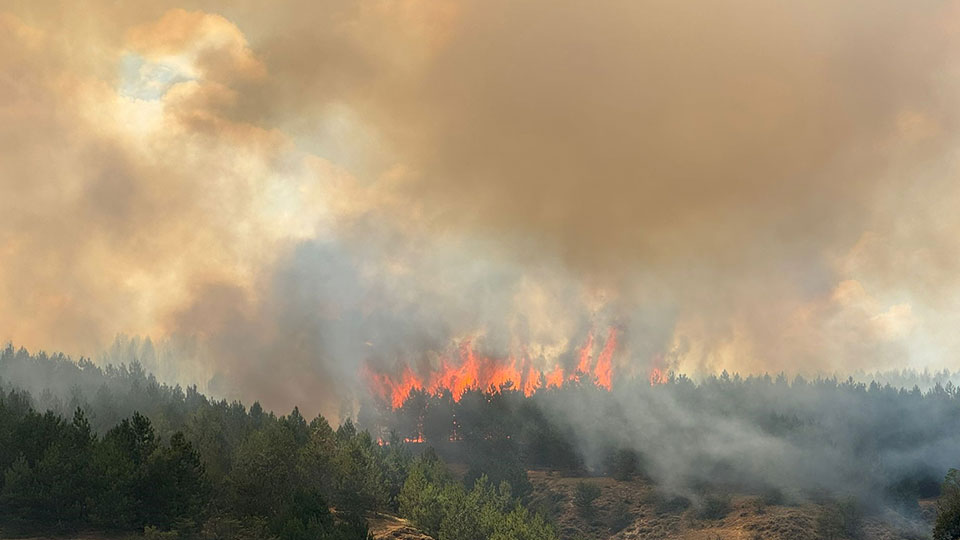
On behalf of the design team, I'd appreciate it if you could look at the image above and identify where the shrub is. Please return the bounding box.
[694,494,731,520]
[606,498,633,532]
[573,481,602,519]
[463,438,532,499]
[816,498,863,540]
[652,494,691,515]
[529,488,565,522]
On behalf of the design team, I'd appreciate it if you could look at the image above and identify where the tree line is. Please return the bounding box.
[0,345,558,539]
[6,343,960,538]
[370,370,960,508]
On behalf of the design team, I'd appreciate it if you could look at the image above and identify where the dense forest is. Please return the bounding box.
[4,344,960,539]
[367,371,960,508]
[0,345,554,539]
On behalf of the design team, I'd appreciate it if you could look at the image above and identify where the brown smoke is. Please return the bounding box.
[2,1,960,414]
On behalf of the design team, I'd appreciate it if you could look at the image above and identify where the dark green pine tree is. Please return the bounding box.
[935,469,960,540]
[146,432,208,530]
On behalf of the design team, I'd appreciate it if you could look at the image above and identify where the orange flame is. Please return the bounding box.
[366,328,621,408]
[648,354,670,386]
[522,362,540,396]
[488,354,521,392]
[594,327,618,390]
[577,331,595,373]
[544,365,565,388]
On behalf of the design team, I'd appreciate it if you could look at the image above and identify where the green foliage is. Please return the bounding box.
[0,346,552,540]
[489,505,555,540]
[816,498,863,540]
[333,419,389,512]
[229,423,298,519]
[398,453,557,540]
[528,487,565,522]
[0,404,206,535]
[146,431,208,530]
[379,431,413,510]
[607,498,633,533]
[462,438,532,499]
[227,411,377,540]
[573,481,602,519]
[0,347,569,540]
[2,455,40,525]
[273,486,335,540]
[398,451,452,536]
[934,469,960,540]
[0,387,376,539]
[439,476,515,540]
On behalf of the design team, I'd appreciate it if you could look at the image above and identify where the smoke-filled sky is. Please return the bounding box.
[3,1,960,416]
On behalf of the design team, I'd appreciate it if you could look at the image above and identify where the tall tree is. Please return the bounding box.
[935,469,960,540]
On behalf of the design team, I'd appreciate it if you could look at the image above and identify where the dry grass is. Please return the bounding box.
[367,512,435,540]
[525,470,936,540]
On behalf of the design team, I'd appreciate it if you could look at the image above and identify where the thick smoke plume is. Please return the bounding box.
[2,1,960,420]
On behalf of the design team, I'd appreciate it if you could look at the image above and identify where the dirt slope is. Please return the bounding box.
[526,470,934,540]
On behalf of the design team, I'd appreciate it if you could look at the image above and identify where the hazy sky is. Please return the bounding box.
[3,1,960,414]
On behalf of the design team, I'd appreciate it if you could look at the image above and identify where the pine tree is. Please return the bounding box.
[935,469,960,540]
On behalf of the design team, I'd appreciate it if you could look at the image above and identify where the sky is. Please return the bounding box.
[2,1,960,416]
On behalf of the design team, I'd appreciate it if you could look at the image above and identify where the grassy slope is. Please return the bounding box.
[525,470,936,540]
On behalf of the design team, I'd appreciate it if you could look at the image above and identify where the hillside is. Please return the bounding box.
[362,468,938,540]
[525,471,935,540]
[365,468,937,540]
[1,346,953,540]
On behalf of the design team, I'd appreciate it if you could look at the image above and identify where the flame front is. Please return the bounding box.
[366,328,622,408]
[648,353,670,386]
[594,328,617,390]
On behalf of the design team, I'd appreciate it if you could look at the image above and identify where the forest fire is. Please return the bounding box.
[649,354,670,385]
[366,328,622,408]
[649,367,669,386]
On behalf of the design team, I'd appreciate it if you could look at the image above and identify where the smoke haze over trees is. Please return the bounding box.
[4,343,958,521]
[4,1,960,418]
[5,1,960,538]
[372,372,957,510]
[0,345,558,539]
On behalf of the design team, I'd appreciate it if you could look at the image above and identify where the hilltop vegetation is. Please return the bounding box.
[4,344,960,539]
[0,345,555,539]
[370,370,960,510]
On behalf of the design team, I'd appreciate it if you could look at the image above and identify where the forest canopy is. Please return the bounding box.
[2,344,960,539]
